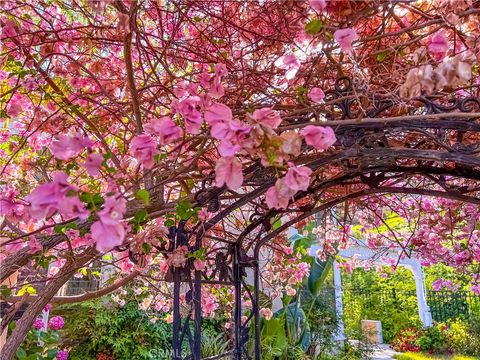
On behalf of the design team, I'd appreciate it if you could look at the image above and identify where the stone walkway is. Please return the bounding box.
[371,344,400,360]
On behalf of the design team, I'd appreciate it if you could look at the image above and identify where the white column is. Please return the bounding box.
[333,260,346,341]
[408,264,433,328]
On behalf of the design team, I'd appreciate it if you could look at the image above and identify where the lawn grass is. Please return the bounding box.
[393,352,479,360]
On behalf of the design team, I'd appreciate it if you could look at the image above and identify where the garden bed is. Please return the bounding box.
[393,352,479,360]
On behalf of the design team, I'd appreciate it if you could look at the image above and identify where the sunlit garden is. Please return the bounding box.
[1,0,480,359]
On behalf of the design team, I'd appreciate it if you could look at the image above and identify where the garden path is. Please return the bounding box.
[371,344,400,360]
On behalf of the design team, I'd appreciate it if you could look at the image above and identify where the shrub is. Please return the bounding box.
[417,323,450,353]
[447,319,480,356]
[393,353,478,360]
[391,327,421,353]
[55,300,173,360]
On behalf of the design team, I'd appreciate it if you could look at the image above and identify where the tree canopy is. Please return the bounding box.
[1,1,480,358]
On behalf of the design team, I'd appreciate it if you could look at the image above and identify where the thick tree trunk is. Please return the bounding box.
[0,249,96,360]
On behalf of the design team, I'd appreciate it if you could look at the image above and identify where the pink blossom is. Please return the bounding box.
[265,179,296,209]
[432,279,444,291]
[91,220,126,252]
[198,208,212,221]
[159,260,169,274]
[27,236,42,254]
[7,102,23,117]
[145,117,183,145]
[202,296,218,316]
[428,32,449,61]
[168,246,188,267]
[471,284,480,295]
[26,172,88,220]
[334,28,358,53]
[252,108,282,128]
[308,87,325,102]
[310,0,327,11]
[0,186,26,222]
[1,20,17,38]
[215,156,243,190]
[175,97,203,134]
[204,103,232,124]
[23,77,38,91]
[260,308,273,320]
[284,164,312,192]
[84,153,103,176]
[274,54,300,80]
[193,259,205,271]
[49,133,94,161]
[130,134,158,169]
[300,125,336,150]
[209,76,225,98]
[214,63,228,77]
[165,313,173,323]
[56,350,68,360]
[33,318,44,330]
[206,104,250,155]
[92,196,127,252]
[48,315,65,330]
[173,81,189,98]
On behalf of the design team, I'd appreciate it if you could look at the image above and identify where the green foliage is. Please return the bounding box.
[313,342,369,360]
[308,258,333,297]
[201,332,229,358]
[446,318,480,356]
[417,324,449,353]
[260,317,288,359]
[305,19,323,35]
[14,326,61,360]
[342,267,421,342]
[55,300,172,360]
[135,189,150,205]
[393,352,478,360]
[55,299,231,360]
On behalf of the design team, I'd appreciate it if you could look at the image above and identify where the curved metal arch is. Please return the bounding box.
[169,80,480,359]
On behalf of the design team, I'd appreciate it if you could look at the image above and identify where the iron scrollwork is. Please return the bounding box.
[169,76,480,359]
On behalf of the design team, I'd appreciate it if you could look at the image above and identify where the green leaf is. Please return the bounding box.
[308,256,333,296]
[261,317,288,355]
[305,19,323,35]
[135,189,150,206]
[1,285,12,298]
[134,209,148,223]
[284,303,311,350]
[15,347,27,359]
[46,348,58,359]
[271,219,282,231]
[176,200,195,220]
[376,51,388,62]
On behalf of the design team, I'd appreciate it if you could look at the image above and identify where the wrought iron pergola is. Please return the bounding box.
[143,77,480,359]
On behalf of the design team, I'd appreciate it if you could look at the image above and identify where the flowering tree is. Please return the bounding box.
[1,0,480,358]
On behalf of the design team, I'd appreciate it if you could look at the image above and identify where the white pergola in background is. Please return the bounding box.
[325,245,433,341]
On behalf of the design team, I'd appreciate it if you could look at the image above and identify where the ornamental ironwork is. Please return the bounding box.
[130,77,480,359]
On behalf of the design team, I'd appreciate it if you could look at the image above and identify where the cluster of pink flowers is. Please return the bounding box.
[357,195,480,293]
[48,316,65,331]
[32,318,44,330]
[56,350,68,360]
[91,196,127,252]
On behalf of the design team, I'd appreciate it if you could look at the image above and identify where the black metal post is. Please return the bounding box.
[172,266,181,360]
[233,244,242,360]
[193,231,203,359]
[253,263,260,360]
